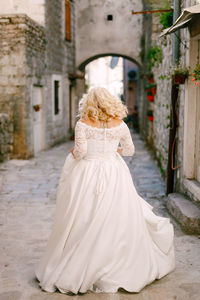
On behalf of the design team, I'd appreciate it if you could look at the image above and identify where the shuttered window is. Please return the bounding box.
[65,0,71,41]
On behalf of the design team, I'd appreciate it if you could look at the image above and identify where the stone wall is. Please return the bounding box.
[0,114,13,162]
[0,14,46,158]
[0,0,77,160]
[139,4,173,177]
[139,1,152,142]
[44,0,76,147]
[144,0,199,180]
[152,34,172,178]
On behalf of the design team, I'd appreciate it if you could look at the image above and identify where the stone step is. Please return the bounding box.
[167,193,200,234]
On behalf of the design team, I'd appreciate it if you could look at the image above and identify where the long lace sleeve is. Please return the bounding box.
[73,121,87,160]
[119,123,135,156]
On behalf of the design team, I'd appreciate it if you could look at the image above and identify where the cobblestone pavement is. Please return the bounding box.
[0,133,200,300]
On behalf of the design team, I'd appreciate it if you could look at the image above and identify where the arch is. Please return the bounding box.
[78,53,141,71]
[76,0,143,73]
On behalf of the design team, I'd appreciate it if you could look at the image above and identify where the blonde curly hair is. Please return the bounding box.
[78,87,128,122]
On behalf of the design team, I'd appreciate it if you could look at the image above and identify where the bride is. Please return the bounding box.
[35,87,175,294]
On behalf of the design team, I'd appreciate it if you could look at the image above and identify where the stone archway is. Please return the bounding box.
[76,0,143,71]
[78,53,141,72]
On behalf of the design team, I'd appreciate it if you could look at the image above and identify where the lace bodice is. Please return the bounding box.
[73,120,135,160]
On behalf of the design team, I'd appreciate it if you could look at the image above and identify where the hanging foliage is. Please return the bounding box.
[160,11,173,28]
[192,63,200,87]
[148,0,173,29]
[147,45,163,70]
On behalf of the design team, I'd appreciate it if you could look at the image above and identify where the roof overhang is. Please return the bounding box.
[160,4,200,37]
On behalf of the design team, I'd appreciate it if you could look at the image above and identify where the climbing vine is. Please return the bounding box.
[147,45,163,70]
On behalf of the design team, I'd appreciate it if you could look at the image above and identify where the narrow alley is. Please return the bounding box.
[0,133,200,300]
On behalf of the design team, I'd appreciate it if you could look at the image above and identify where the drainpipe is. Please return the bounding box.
[172,0,181,66]
[166,0,181,194]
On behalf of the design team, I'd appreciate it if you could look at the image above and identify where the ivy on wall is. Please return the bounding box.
[147,45,163,70]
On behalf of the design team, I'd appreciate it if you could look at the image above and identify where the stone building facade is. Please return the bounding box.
[140,0,200,233]
[0,0,77,160]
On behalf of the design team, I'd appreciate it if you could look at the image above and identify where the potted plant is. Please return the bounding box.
[147,110,154,121]
[33,104,41,112]
[150,83,157,95]
[146,83,157,96]
[147,90,154,102]
[192,63,200,87]
[172,64,189,84]
[146,72,154,84]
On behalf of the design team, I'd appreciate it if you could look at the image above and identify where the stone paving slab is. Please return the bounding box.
[0,134,200,300]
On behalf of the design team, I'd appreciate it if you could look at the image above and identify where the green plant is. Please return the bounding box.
[173,64,189,76]
[147,45,163,70]
[159,11,173,29]
[148,1,173,29]
[159,74,170,80]
[192,63,200,87]
[171,63,189,84]
[33,104,41,112]
[145,83,157,96]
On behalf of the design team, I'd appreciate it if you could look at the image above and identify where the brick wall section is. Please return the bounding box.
[0,113,13,162]
[0,14,46,159]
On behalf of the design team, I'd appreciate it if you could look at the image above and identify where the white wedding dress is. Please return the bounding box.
[35,120,175,294]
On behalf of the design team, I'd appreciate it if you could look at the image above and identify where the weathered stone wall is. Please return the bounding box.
[145,0,199,181]
[139,3,173,177]
[0,0,77,160]
[0,114,13,162]
[152,33,172,178]
[139,0,152,142]
[44,0,76,146]
[76,0,143,69]
[0,14,46,159]
[25,15,46,156]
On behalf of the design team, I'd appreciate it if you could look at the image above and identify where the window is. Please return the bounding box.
[107,15,113,21]
[52,75,62,120]
[65,0,71,41]
[54,80,59,115]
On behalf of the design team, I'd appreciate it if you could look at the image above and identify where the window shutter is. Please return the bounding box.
[65,0,71,41]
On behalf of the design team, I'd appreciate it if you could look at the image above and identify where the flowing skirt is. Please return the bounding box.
[35,152,175,294]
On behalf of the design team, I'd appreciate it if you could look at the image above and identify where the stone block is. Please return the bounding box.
[167,193,200,234]
[183,179,200,203]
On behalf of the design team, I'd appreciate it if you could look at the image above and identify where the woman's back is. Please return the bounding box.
[73,119,135,160]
